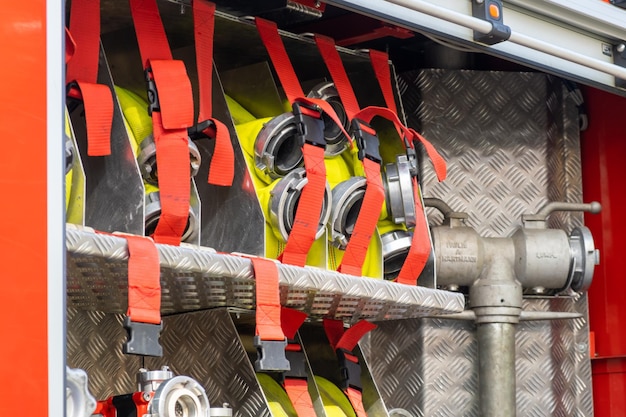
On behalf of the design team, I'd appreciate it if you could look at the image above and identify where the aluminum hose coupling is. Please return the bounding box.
[255,112,304,180]
[269,167,332,242]
[66,367,97,417]
[380,228,413,280]
[145,191,198,243]
[383,154,417,227]
[137,134,202,185]
[329,176,367,250]
[306,81,351,157]
[65,132,74,175]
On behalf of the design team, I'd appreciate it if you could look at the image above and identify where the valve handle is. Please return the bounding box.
[523,201,601,223]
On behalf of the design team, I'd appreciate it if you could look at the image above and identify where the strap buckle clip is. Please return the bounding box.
[292,102,326,149]
[351,119,381,163]
[336,348,362,391]
[254,336,290,372]
[122,316,163,357]
[403,137,419,178]
[144,67,161,115]
[283,342,307,380]
[188,119,216,141]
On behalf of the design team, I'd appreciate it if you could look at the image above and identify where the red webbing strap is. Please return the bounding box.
[66,0,112,156]
[339,158,385,276]
[281,307,308,339]
[130,0,194,245]
[369,50,398,114]
[396,178,431,285]
[314,35,361,120]
[65,28,76,64]
[410,128,447,182]
[281,144,326,267]
[323,319,376,417]
[314,35,385,276]
[193,0,234,186]
[129,0,172,63]
[346,388,367,417]
[122,234,161,324]
[252,257,285,341]
[284,379,316,417]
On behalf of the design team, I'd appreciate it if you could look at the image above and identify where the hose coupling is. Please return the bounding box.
[307,82,350,156]
[329,176,367,249]
[255,112,303,179]
[380,229,413,280]
[383,154,417,227]
[145,191,197,243]
[138,134,202,185]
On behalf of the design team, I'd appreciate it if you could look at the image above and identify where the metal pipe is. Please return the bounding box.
[477,323,517,417]
[384,0,626,81]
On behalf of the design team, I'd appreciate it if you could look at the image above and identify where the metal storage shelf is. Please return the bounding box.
[66,225,465,321]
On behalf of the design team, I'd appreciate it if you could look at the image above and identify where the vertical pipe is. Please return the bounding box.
[477,323,517,417]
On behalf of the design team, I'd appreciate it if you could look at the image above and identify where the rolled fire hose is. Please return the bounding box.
[256,373,356,417]
[227,96,333,261]
[115,87,198,242]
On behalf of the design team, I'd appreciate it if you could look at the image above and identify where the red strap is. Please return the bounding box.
[346,387,368,417]
[369,50,398,114]
[314,35,361,120]
[193,0,235,186]
[71,82,114,156]
[252,257,285,341]
[66,0,101,84]
[130,0,194,246]
[410,128,447,182]
[281,144,327,267]
[323,319,377,352]
[121,234,161,324]
[284,379,316,417]
[65,28,76,64]
[281,307,308,339]
[396,178,431,285]
[66,0,112,156]
[339,158,385,276]
[129,0,173,63]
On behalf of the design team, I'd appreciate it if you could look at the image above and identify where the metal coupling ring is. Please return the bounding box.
[383,154,416,227]
[269,167,331,242]
[380,229,413,280]
[138,134,202,185]
[255,112,304,179]
[568,226,599,292]
[145,191,198,243]
[147,375,211,417]
[65,134,74,175]
[329,176,367,250]
[66,367,97,417]
[307,82,350,157]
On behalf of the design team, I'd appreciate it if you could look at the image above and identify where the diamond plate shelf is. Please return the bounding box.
[66,225,465,321]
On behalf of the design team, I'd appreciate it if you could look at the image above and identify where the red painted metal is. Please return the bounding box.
[581,86,626,417]
[0,0,49,415]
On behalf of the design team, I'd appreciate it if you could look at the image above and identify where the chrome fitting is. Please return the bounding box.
[138,134,202,185]
[329,176,367,249]
[255,112,303,179]
[307,82,350,156]
[383,154,416,227]
[65,133,74,175]
[380,229,413,280]
[269,168,331,242]
[568,226,599,292]
[66,367,97,417]
[138,367,211,417]
[145,191,198,243]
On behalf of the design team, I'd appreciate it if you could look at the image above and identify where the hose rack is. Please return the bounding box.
[66,225,465,322]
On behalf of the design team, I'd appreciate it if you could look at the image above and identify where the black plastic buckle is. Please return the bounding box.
[336,349,362,391]
[254,336,290,372]
[66,81,83,113]
[292,102,326,149]
[122,316,163,357]
[471,0,511,45]
[145,67,161,115]
[284,343,307,379]
[350,119,381,163]
[188,119,216,141]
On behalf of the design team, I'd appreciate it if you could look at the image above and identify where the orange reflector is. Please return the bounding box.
[489,3,500,19]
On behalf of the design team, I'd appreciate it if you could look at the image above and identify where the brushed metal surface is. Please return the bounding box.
[66,225,464,320]
[361,70,593,417]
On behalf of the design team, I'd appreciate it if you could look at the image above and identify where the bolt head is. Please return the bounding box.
[617,43,626,53]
